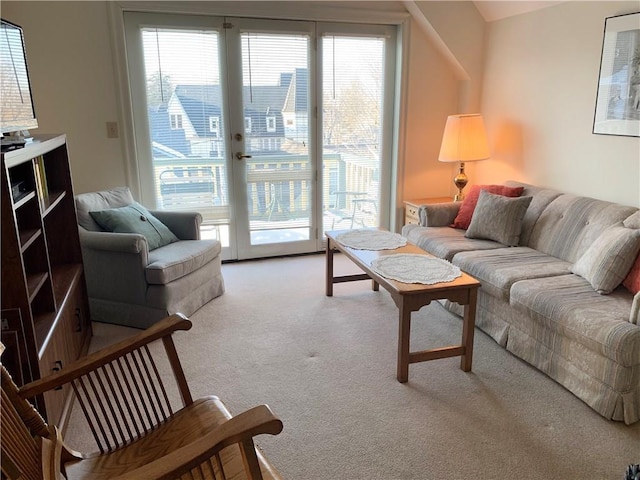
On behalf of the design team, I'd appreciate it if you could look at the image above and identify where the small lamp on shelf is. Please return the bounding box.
[438,113,490,201]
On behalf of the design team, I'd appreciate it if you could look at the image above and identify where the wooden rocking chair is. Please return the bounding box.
[1,314,284,480]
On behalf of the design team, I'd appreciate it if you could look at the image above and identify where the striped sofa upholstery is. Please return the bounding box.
[402,182,640,424]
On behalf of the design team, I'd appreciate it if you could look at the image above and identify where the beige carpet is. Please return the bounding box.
[66,253,639,479]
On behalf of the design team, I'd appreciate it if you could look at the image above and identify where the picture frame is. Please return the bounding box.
[593,12,640,137]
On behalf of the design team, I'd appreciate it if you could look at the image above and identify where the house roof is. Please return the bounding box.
[174,84,291,137]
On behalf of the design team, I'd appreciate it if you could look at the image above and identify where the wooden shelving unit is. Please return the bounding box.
[1,134,92,429]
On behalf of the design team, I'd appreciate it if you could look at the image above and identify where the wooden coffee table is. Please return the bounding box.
[326,230,481,383]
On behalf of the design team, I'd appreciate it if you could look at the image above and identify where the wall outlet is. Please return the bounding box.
[106,121,119,139]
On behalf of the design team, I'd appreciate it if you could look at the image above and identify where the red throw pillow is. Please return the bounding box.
[623,253,640,294]
[451,185,525,230]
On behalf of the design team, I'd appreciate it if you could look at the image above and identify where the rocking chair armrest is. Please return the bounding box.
[109,404,284,480]
[19,314,192,399]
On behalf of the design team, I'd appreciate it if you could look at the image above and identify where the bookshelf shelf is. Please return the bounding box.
[1,134,92,428]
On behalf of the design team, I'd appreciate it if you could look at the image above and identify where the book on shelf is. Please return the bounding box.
[34,155,48,200]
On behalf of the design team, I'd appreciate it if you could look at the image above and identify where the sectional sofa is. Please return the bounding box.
[401,182,640,424]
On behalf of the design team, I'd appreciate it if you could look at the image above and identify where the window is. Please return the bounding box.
[266,116,276,133]
[170,114,183,129]
[209,116,220,137]
[245,116,252,133]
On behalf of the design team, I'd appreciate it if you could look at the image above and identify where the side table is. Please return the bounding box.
[404,197,452,225]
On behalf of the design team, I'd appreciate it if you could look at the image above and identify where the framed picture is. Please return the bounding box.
[593,12,640,137]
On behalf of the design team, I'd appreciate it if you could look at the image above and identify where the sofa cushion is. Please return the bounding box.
[75,186,135,231]
[464,191,533,246]
[451,184,524,229]
[90,202,180,251]
[452,247,572,301]
[402,225,503,261]
[571,223,640,294]
[528,195,638,263]
[146,239,221,285]
[510,275,639,366]
[504,181,564,246]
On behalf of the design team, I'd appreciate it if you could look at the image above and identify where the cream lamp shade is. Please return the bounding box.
[438,113,490,201]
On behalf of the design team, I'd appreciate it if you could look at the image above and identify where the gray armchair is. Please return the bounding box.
[75,187,224,328]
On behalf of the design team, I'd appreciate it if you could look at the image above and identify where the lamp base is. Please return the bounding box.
[452,162,467,202]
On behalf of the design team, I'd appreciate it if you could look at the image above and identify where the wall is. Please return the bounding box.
[2,1,460,203]
[480,1,640,207]
[402,18,460,201]
[2,1,127,193]
[11,2,633,210]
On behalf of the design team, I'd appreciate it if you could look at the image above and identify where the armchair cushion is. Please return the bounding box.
[90,202,179,251]
[146,239,222,285]
[75,186,135,231]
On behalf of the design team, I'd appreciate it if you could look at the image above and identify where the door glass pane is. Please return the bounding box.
[322,36,385,232]
[142,27,230,246]
[240,32,311,245]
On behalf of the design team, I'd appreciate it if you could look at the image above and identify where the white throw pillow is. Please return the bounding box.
[571,223,640,294]
[623,211,640,229]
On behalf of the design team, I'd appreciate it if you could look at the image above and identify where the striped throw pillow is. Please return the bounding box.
[464,190,533,246]
[571,223,640,294]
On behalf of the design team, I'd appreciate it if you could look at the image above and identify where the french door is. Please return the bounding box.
[124,12,395,260]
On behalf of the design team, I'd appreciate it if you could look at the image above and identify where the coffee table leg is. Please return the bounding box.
[460,289,477,372]
[397,303,411,383]
[326,238,334,297]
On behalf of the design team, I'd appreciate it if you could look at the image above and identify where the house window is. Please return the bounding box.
[245,117,252,133]
[209,116,220,138]
[266,116,276,133]
[170,114,183,129]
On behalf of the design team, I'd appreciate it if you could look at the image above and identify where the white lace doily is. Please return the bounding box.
[370,254,462,284]
[335,229,407,250]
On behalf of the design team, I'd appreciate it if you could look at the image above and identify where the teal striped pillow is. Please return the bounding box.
[90,202,179,251]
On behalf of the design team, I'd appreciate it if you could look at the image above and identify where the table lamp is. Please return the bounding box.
[438,113,490,201]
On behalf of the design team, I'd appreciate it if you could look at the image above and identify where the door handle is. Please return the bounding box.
[235,152,252,160]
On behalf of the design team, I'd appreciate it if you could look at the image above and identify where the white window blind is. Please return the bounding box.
[141,27,230,224]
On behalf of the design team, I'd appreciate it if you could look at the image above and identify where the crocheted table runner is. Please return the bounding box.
[370,254,462,284]
[335,229,408,250]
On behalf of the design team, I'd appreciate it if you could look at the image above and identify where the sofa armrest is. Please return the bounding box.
[418,202,460,227]
[151,210,203,240]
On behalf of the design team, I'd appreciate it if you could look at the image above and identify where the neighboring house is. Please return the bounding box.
[156,74,300,158]
[148,104,190,157]
[282,68,309,143]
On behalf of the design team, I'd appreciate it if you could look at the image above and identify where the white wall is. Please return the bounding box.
[7,1,635,208]
[2,1,128,193]
[2,1,459,203]
[480,1,640,207]
[402,17,460,201]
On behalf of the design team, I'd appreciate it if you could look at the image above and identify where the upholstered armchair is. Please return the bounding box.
[75,187,224,328]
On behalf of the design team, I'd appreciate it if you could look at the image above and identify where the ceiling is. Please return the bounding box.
[473,1,564,22]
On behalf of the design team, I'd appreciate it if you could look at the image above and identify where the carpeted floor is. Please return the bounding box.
[66,253,639,479]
